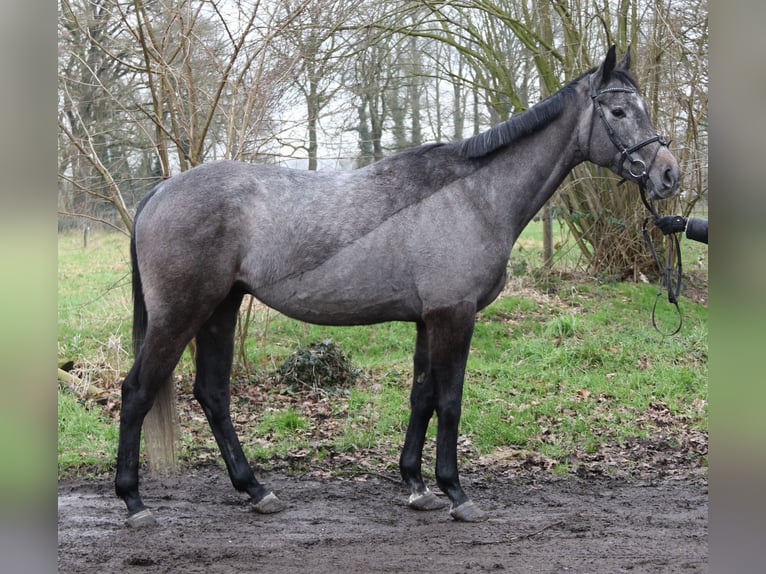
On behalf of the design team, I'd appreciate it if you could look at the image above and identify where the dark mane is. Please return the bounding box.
[458,67,639,159]
[457,84,575,159]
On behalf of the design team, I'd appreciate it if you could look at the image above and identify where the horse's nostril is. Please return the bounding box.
[663,166,679,190]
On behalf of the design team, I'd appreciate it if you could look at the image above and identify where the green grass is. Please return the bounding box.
[57,231,134,381]
[58,389,119,475]
[463,282,707,463]
[58,226,707,478]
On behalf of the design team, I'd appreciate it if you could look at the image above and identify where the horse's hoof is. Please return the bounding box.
[252,492,286,514]
[449,500,488,522]
[125,508,157,528]
[408,488,449,511]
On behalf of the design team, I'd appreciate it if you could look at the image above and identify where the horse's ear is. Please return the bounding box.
[594,45,617,87]
[617,45,632,71]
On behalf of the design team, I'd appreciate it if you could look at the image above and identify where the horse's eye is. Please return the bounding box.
[611,108,626,119]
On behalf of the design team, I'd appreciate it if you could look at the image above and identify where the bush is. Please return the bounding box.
[276,339,361,395]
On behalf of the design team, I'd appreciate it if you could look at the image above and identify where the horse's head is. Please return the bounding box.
[582,46,680,200]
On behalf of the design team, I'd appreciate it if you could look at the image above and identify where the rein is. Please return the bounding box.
[590,75,683,336]
[638,185,683,336]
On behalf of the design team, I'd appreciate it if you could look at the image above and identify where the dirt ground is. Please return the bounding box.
[58,463,707,573]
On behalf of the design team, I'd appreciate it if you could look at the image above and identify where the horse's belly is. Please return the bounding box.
[253,267,418,326]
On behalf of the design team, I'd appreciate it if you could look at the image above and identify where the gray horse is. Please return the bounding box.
[115,46,679,527]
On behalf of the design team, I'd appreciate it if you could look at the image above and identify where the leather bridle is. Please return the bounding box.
[589,73,683,336]
[589,74,672,188]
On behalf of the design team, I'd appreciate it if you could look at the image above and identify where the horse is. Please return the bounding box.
[115,46,679,527]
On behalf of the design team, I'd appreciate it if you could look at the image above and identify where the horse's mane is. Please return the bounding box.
[457,67,638,159]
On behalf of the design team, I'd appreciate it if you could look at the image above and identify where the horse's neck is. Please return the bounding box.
[486,109,583,238]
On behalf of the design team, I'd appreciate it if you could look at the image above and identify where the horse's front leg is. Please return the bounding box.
[428,301,487,522]
[400,321,448,511]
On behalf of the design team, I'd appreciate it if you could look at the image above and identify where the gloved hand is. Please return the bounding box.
[654,215,686,235]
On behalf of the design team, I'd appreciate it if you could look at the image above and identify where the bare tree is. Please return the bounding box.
[58,0,313,232]
[58,0,143,232]
[275,0,361,169]
[349,14,396,166]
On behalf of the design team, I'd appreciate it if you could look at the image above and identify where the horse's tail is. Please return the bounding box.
[130,199,179,476]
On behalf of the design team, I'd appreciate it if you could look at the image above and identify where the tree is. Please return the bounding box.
[58,0,142,232]
[58,0,312,232]
[277,0,360,169]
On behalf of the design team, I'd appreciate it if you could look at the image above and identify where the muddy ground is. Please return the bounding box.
[58,463,707,573]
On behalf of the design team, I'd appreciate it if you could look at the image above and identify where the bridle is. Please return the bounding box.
[589,74,683,336]
[589,74,672,188]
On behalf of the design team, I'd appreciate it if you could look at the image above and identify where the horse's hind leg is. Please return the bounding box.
[400,321,448,511]
[115,330,188,527]
[193,288,286,514]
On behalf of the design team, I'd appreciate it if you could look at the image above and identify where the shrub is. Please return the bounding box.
[276,339,361,395]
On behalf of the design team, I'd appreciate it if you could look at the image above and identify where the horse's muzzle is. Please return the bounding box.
[647,149,681,200]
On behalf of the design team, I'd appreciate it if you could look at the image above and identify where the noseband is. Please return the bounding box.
[589,74,683,336]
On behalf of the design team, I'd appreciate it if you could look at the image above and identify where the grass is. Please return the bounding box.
[58,224,707,478]
[57,231,133,383]
[58,390,119,476]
